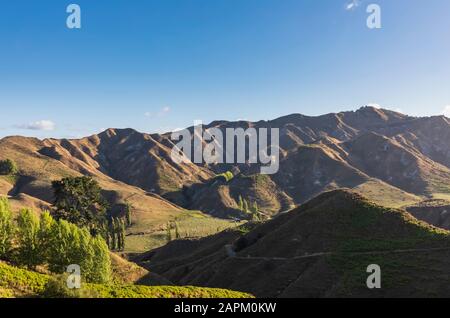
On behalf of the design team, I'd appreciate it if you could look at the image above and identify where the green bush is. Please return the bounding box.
[0,159,18,176]
[216,171,234,182]
[41,274,99,298]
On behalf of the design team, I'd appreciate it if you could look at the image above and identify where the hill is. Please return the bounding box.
[137,190,450,297]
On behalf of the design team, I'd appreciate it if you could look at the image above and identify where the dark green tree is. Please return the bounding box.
[119,218,126,251]
[166,222,172,243]
[51,176,108,231]
[0,159,18,176]
[174,221,181,239]
[125,202,132,227]
[108,218,117,250]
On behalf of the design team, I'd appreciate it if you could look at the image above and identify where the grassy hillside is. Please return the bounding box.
[140,190,450,297]
[0,262,252,298]
[125,210,244,253]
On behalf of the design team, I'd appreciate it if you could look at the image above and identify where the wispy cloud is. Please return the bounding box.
[144,106,171,118]
[442,105,450,118]
[345,0,361,11]
[16,120,56,131]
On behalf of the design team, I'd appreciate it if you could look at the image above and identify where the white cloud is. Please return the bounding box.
[144,106,171,118]
[17,120,56,131]
[366,103,381,108]
[442,105,450,117]
[345,0,360,11]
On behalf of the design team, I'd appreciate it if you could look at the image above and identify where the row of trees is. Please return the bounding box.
[106,217,126,251]
[0,198,111,284]
[237,195,261,221]
[165,221,181,242]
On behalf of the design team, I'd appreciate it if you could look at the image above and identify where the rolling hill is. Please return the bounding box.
[136,190,450,297]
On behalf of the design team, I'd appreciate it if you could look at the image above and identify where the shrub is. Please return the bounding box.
[0,159,18,176]
[215,171,234,182]
[41,274,99,298]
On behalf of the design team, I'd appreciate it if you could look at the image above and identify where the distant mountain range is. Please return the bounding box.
[4,106,450,219]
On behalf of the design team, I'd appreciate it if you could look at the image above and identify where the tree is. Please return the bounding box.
[16,209,41,268]
[0,159,18,176]
[174,221,181,239]
[125,202,132,226]
[114,218,123,251]
[108,218,117,250]
[37,211,56,263]
[251,202,260,221]
[238,195,244,211]
[243,199,249,214]
[0,198,14,259]
[90,236,111,284]
[48,219,110,283]
[166,222,173,243]
[119,218,126,251]
[48,219,76,274]
[52,176,108,231]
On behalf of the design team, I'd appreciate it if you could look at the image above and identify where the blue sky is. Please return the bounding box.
[0,0,449,138]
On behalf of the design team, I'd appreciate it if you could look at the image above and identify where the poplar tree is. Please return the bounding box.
[125,202,132,226]
[16,209,41,269]
[120,218,126,251]
[90,236,111,284]
[238,195,244,211]
[109,218,117,250]
[37,211,56,263]
[166,222,172,242]
[174,221,181,239]
[0,198,14,259]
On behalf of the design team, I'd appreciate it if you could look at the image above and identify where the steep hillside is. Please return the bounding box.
[138,190,450,298]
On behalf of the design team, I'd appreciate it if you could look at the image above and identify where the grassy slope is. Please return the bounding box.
[352,179,422,208]
[143,190,450,297]
[125,210,244,253]
[0,262,252,298]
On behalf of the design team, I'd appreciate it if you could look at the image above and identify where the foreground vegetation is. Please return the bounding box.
[0,261,253,298]
[0,197,111,283]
